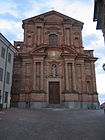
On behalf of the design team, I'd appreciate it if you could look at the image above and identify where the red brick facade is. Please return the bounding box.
[11,10,99,109]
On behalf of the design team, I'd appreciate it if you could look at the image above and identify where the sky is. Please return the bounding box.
[0,0,105,104]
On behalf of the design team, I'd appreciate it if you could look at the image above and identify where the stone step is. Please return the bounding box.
[46,104,65,108]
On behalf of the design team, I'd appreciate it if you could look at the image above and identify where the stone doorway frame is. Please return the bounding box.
[49,81,60,104]
[47,78,61,104]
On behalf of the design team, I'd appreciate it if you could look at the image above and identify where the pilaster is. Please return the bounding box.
[40,61,44,90]
[32,61,36,90]
[91,62,97,93]
[81,62,86,93]
[72,63,76,91]
[65,62,69,90]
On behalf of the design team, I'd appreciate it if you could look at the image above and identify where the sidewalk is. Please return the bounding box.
[0,108,105,140]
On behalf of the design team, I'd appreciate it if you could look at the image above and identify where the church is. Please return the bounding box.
[11,10,99,109]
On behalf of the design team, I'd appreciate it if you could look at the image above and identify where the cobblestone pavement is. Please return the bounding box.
[0,108,105,140]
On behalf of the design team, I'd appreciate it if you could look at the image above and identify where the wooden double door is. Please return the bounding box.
[49,82,60,104]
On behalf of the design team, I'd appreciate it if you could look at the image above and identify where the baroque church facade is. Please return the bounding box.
[11,10,99,109]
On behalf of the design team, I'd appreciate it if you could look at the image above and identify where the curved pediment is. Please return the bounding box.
[30,45,78,55]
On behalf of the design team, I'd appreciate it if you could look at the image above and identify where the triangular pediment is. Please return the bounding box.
[23,10,83,26]
[44,13,64,22]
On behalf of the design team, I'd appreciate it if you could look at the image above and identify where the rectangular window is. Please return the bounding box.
[49,34,57,45]
[6,72,10,84]
[0,68,3,81]
[8,53,11,63]
[1,47,5,59]
[5,92,8,103]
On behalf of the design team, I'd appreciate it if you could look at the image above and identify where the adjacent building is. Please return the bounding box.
[0,33,16,108]
[93,0,105,40]
[11,10,99,109]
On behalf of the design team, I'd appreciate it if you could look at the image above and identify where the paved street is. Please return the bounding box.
[0,108,105,140]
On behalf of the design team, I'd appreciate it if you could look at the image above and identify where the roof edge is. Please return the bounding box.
[0,33,17,52]
[22,10,84,25]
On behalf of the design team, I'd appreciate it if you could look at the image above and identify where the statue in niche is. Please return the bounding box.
[51,64,57,77]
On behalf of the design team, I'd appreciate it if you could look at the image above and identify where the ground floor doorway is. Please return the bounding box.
[49,81,60,104]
